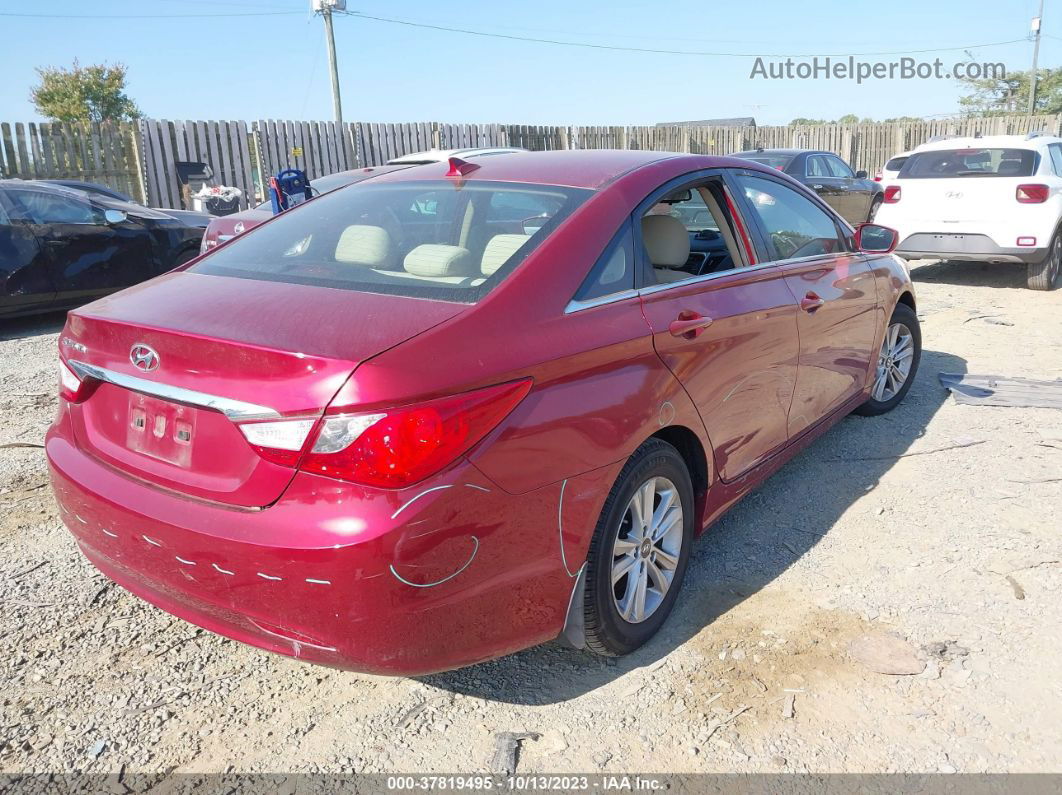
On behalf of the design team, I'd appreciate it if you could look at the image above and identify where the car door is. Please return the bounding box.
[0,190,57,316]
[825,154,872,222]
[802,154,853,220]
[4,187,159,304]
[732,171,879,437]
[635,172,800,482]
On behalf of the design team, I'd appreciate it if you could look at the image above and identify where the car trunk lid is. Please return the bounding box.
[62,271,465,507]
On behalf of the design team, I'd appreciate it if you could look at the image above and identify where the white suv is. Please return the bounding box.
[875,133,1062,289]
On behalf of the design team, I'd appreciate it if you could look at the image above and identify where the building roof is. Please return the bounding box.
[655,117,757,127]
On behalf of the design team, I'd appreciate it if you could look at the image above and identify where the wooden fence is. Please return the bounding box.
[3,115,1062,211]
[0,121,143,202]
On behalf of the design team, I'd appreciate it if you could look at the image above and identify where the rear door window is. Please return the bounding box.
[899,148,1038,178]
[1048,144,1062,176]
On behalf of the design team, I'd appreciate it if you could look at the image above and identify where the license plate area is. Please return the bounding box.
[126,393,195,467]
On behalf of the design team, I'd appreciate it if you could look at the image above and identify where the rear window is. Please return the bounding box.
[884,156,908,172]
[899,148,1038,178]
[733,153,791,170]
[192,180,590,302]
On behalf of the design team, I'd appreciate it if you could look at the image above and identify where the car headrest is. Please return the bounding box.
[403,244,476,278]
[335,225,395,268]
[481,234,531,276]
[997,159,1024,176]
[642,214,690,267]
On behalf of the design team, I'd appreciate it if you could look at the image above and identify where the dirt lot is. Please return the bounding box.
[1,259,1060,776]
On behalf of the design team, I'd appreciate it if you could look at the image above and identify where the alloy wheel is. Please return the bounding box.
[611,476,683,624]
[872,321,915,402]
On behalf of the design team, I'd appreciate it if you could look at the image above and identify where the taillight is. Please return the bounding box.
[300,379,532,488]
[58,358,85,402]
[873,173,882,182]
[238,418,317,467]
[883,185,901,203]
[1016,184,1049,203]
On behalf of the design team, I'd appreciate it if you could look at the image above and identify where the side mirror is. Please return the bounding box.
[854,222,898,253]
[103,209,127,225]
[854,169,868,179]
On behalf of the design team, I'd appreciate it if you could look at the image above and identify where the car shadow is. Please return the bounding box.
[0,310,68,341]
[419,347,967,705]
[909,258,1029,290]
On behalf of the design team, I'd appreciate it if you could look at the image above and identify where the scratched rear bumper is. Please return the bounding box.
[47,408,573,675]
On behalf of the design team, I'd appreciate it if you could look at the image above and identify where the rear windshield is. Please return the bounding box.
[899,148,1038,178]
[193,180,590,302]
[884,156,908,171]
[733,153,791,170]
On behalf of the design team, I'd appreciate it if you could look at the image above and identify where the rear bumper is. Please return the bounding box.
[47,408,581,675]
[896,233,1045,264]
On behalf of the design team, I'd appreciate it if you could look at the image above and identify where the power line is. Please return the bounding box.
[342,11,1027,59]
[0,10,303,19]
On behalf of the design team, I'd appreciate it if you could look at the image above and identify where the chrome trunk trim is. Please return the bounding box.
[67,360,281,421]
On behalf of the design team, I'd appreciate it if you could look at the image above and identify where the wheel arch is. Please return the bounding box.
[650,424,711,524]
[896,290,916,312]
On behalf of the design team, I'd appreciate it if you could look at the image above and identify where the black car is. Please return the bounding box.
[41,179,213,229]
[728,148,883,225]
[0,180,204,319]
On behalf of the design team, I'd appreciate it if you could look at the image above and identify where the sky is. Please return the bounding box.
[0,0,1058,126]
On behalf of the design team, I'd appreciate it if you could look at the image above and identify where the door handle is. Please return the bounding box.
[668,311,714,339]
[800,292,825,312]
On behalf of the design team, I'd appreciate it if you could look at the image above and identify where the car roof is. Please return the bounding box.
[0,178,97,199]
[913,134,1062,152]
[731,148,823,157]
[363,149,707,190]
[385,147,527,165]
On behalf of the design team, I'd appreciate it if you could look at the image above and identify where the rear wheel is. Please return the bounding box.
[867,196,883,222]
[1027,232,1060,290]
[855,302,921,416]
[583,439,694,657]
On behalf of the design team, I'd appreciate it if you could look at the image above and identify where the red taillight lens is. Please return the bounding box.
[58,358,85,402]
[883,185,901,203]
[1016,184,1049,203]
[299,379,532,488]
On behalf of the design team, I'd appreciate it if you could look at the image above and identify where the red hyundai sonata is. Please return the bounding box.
[48,150,919,675]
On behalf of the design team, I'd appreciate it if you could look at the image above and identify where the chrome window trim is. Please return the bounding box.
[565,259,793,312]
[67,361,281,421]
[564,289,639,314]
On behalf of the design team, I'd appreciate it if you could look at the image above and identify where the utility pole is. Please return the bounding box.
[1029,0,1045,116]
[312,0,345,124]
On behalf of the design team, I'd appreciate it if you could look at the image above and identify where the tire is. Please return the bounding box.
[855,302,921,416]
[1027,231,1060,290]
[583,438,694,657]
[867,196,882,223]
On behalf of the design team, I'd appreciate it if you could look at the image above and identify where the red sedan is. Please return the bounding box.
[47,150,919,674]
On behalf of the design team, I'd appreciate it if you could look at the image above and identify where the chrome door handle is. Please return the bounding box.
[800,292,825,312]
[668,311,714,338]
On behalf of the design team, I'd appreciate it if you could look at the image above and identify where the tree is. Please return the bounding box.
[837,113,860,124]
[790,117,827,125]
[958,67,1062,116]
[31,60,140,123]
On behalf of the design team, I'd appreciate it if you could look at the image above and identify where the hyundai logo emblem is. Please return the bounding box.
[130,343,160,373]
[945,191,963,199]
[234,222,245,234]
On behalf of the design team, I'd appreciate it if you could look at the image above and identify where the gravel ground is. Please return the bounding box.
[1,259,1060,775]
